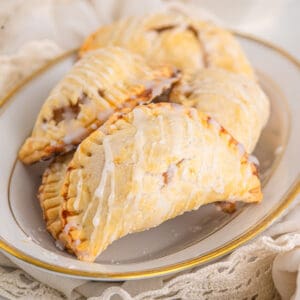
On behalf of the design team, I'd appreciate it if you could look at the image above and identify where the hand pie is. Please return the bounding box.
[38,153,73,240]
[19,47,179,164]
[58,103,262,262]
[79,12,255,78]
[170,69,270,152]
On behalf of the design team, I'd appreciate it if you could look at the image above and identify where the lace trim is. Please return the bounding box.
[0,267,65,299]
[90,238,280,299]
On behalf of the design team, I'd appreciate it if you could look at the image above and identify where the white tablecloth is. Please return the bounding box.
[0,1,299,299]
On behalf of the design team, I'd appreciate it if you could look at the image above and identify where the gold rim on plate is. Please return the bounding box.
[0,32,299,280]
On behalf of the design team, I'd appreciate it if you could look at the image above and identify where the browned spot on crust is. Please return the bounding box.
[78,92,89,104]
[216,201,236,213]
[98,89,105,97]
[171,69,181,78]
[52,106,77,123]
[219,126,226,135]
[152,87,171,103]
[111,87,154,114]
[52,92,89,124]
[184,89,193,98]
[42,143,77,162]
[229,137,238,147]
[162,172,169,185]
[176,158,185,166]
[62,210,77,218]
[241,157,248,165]
[137,88,152,101]
[187,25,198,38]
[162,159,184,186]
[114,156,122,164]
[153,70,181,103]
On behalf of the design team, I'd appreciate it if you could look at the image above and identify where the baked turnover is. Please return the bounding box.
[170,68,270,152]
[79,12,255,78]
[19,47,179,164]
[58,103,262,261]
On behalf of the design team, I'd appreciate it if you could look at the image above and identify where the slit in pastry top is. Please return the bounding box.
[59,103,262,262]
[18,46,180,164]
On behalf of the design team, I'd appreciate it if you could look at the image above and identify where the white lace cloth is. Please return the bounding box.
[0,1,299,299]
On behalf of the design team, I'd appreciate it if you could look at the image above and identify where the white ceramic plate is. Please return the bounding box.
[0,33,299,281]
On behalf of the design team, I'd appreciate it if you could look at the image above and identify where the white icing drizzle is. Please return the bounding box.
[63,221,78,235]
[149,77,176,99]
[165,164,177,184]
[180,83,194,95]
[185,112,194,146]
[55,239,65,251]
[41,123,48,131]
[73,169,83,211]
[73,239,81,247]
[90,123,97,130]
[50,140,57,146]
[129,108,147,214]
[63,127,87,145]
[37,47,150,138]
[157,114,166,145]
[163,108,188,216]
[237,142,246,157]
[175,114,194,212]
[248,154,260,166]
[98,137,117,245]
[64,110,77,121]
[208,116,221,132]
[189,107,199,121]
[97,108,114,121]
[108,84,126,103]
[92,137,115,227]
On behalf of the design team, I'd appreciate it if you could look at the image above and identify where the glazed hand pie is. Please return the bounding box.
[170,69,270,152]
[38,153,73,240]
[79,12,255,78]
[19,47,179,164]
[58,103,262,261]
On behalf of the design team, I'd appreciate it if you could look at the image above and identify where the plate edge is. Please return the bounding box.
[0,32,299,280]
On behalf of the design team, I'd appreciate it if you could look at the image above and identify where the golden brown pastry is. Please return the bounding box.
[38,153,73,240]
[58,103,262,262]
[170,69,270,152]
[19,47,179,164]
[79,12,255,78]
